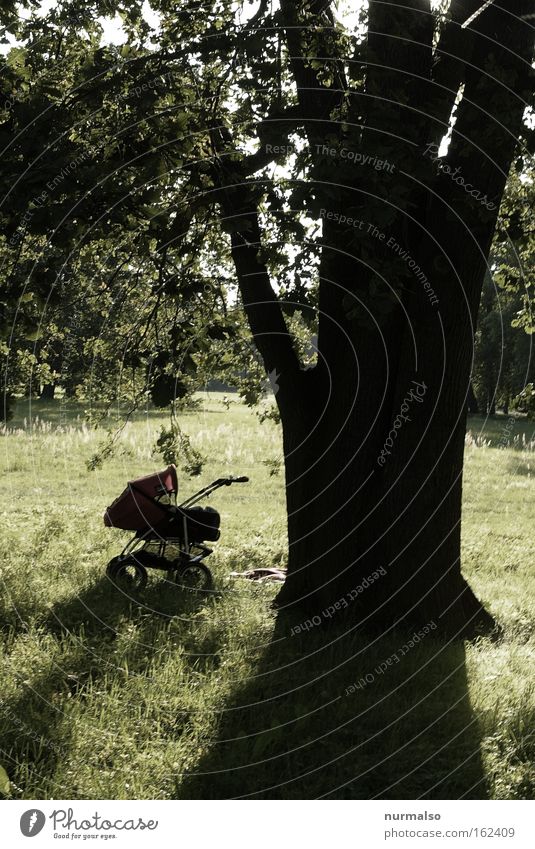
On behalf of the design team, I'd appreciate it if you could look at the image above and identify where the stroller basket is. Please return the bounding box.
[167,506,221,543]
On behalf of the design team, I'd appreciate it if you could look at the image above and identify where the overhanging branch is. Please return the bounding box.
[425,1,487,149]
[278,0,348,158]
[444,0,534,235]
[210,130,301,384]
[363,0,434,145]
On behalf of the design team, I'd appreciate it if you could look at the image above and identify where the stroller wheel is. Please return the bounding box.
[106,556,123,580]
[175,562,214,593]
[107,556,148,593]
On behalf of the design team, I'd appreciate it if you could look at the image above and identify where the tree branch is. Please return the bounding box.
[210,135,301,385]
[363,1,434,146]
[444,0,534,242]
[278,0,348,157]
[240,106,303,175]
[425,1,490,149]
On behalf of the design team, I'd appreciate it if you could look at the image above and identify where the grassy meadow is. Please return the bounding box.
[0,394,534,800]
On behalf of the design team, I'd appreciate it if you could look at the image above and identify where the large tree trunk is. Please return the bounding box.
[275,294,490,636]
[270,0,532,635]
[214,0,532,636]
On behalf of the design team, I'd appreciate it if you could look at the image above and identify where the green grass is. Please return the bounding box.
[0,396,534,799]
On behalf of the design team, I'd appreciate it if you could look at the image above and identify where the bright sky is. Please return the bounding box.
[2,0,448,54]
[0,0,159,53]
[1,0,453,154]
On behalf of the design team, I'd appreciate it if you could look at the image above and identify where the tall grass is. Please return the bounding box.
[0,397,534,799]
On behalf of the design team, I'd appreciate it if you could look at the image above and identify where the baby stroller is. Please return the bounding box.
[104,464,249,592]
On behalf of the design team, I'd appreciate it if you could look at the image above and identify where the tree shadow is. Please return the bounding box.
[506,458,533,477]
[178,612,488,799]
[0,574,215,797]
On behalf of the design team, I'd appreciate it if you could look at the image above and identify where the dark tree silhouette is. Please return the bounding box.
[210,1,534,632]
[1,0,533,632]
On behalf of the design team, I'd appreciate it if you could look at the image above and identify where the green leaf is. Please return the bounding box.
[6,47,26,70]
[24,328,44,341]
[0,765,11,796]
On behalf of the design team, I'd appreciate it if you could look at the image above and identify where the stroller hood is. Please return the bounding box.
[103,464,178,530]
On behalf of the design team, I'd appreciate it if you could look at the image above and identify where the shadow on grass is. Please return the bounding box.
[506,458,533,477]
[466,414,535,448]
[8,396,209,430]
[178,613,487,800]
[0,574,214,797]
[42,572,216,636]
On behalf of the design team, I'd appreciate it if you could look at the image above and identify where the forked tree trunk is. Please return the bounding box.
[271,1,531,635]
[215,0,532,636]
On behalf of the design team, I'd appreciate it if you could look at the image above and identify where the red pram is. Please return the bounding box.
[104,464,248,592]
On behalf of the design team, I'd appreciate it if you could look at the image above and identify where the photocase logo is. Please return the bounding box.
[266,369,280,395]
[20,809,46,837]
[259,368,280,397]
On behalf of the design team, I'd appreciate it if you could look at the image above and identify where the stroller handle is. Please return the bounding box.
[177,475,250,508]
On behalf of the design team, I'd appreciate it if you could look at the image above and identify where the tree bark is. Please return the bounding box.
[216,0,533,635]
[275,269,492,635]
[40,383,56,400]
[468,382,479,414]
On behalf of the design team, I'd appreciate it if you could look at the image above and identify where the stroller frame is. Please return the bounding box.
[106,474,248,592]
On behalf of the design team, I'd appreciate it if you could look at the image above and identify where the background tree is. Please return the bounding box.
[472,161,535,416]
